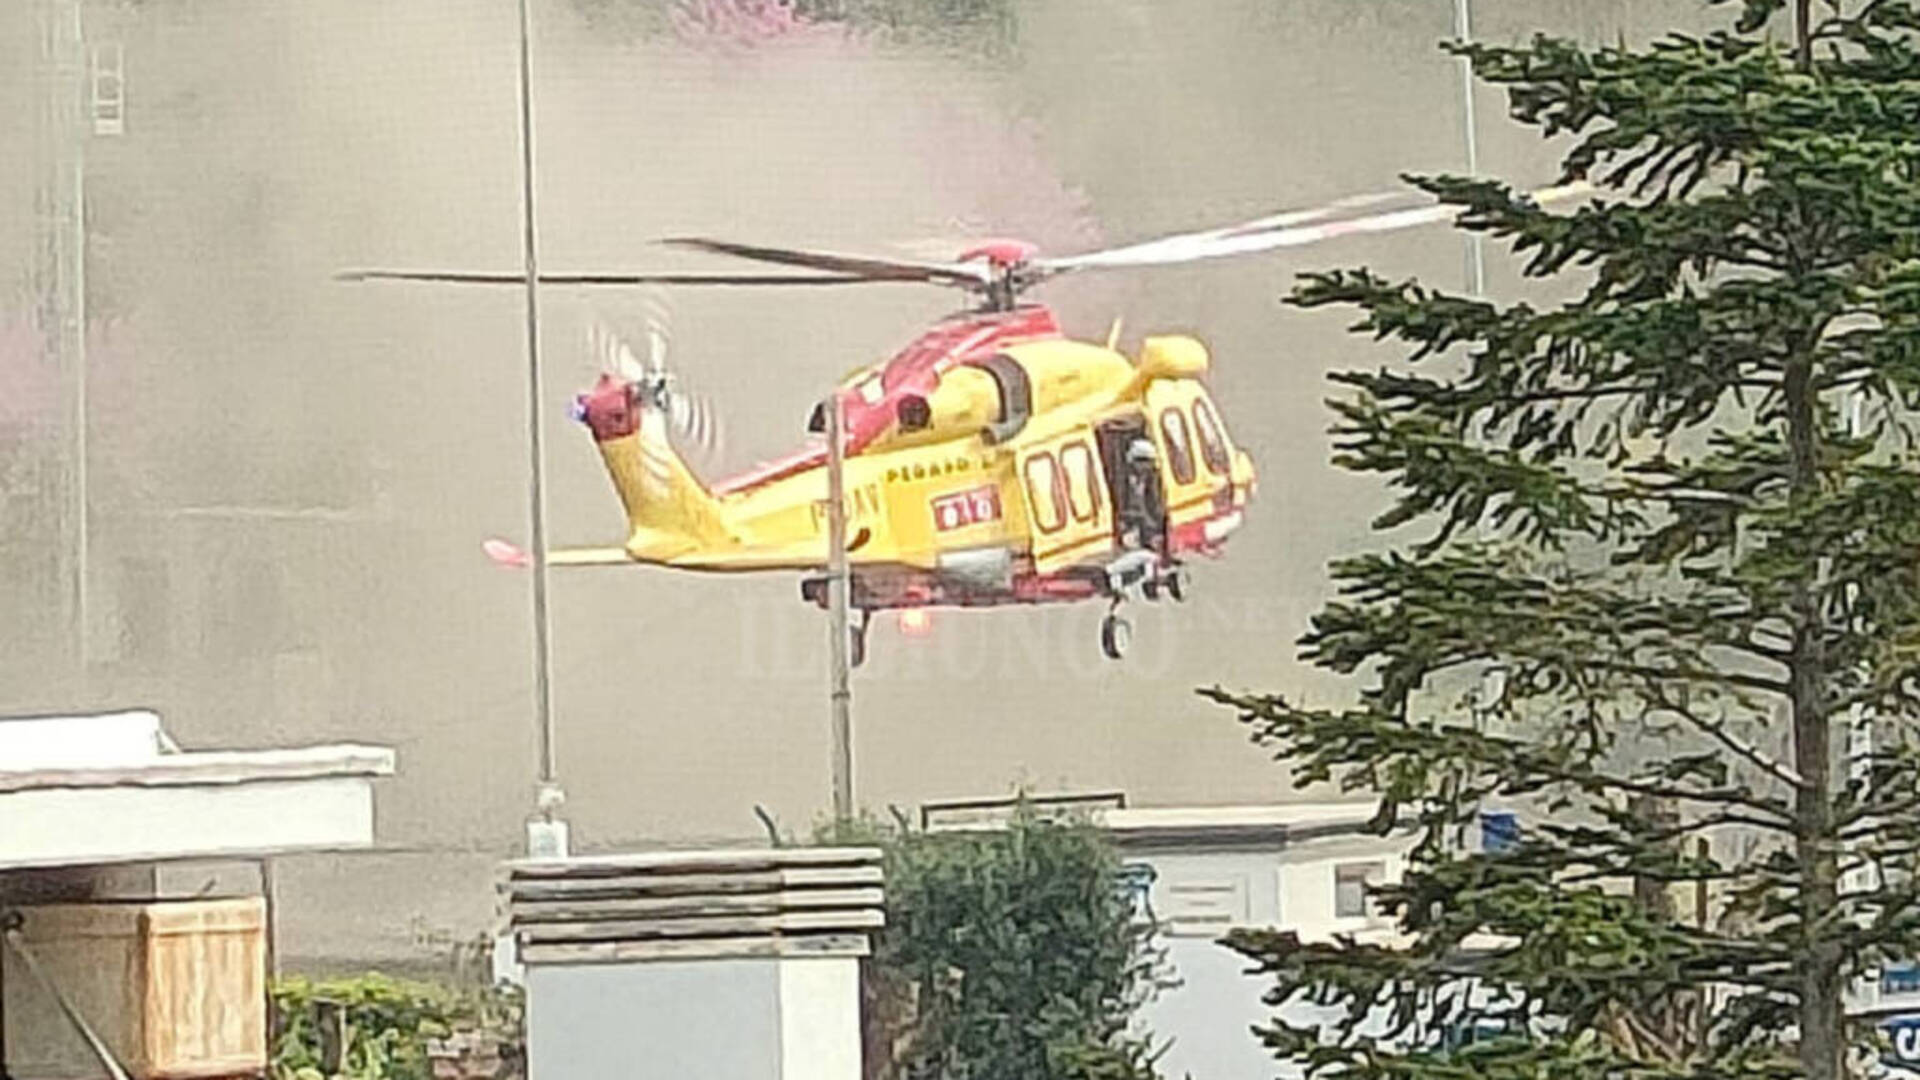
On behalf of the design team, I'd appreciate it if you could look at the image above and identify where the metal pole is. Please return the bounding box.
[515,0,563,831]
[71,0,87,673]
[259,858,280,981]
[44,0,88,672]
[825,395,853,821]
[1452,0,1485,297]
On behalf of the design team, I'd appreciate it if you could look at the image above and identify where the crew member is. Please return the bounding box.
[1118,437,1167,553]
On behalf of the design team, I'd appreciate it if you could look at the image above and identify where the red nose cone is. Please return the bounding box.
[576,373,639,441]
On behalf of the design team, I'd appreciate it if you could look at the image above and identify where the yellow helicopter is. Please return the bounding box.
[343,182,1586,662]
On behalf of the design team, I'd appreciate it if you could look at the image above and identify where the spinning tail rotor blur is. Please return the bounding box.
[583,298,726,474]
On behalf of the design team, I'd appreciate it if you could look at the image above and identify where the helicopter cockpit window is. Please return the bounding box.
[1193,399,1230,475]
[1159,407,1196,485]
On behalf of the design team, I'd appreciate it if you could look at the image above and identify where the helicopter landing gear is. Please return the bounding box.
[1100,612,1133,660]
[1162,563,1190,602]
[1141,562,1189,603]
[849,610,872,668]
[1099,596,1133,661]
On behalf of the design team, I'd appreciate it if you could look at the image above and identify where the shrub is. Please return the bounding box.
[825,808,1174,1080]
[269,973,523,1080]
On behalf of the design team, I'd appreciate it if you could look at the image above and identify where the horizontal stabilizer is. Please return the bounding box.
[482,538,633,568]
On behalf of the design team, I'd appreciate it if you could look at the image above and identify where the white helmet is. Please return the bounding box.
[1126,438,1158,463]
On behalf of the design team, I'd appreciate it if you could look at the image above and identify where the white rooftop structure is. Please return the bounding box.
[0,709,394,871]
[920,795,1383,843]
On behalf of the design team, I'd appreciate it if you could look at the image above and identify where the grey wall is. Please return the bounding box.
[527,961,780,1080]
[1,0,1725,973]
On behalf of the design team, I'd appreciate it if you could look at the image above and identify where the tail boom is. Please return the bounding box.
[576,373,732,561]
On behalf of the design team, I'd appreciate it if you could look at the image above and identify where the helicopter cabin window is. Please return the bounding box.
[1193,400,1230,475]
[1159,407,1197,485]
[1060,441,1102,523]
[1023,452,1068,534]
[1335,860,1387,919]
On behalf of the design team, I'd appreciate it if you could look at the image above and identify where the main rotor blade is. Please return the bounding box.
[335,269,883,286]
[1034,191,1421,273]
[1037,182,1593,275]
[659,238,992,288]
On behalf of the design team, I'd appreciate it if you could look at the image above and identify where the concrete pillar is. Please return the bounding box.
[502,847,884,1080]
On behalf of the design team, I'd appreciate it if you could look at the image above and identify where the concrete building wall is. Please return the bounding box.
[1132,829,1417,1080]
[1,0,1728,972]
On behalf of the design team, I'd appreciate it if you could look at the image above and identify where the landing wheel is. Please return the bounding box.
[1100,614,1133,660]
[1165,564,1190,603]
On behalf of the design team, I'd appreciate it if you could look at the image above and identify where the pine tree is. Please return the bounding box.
[1205,3,1920,1078]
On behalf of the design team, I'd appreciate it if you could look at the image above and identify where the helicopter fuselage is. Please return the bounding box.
[571,305,1257,632]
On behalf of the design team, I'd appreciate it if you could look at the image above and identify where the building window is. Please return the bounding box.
[1334,861,1385,919]
[91,43,125,137]
[1162,875,1250,937]
[1059,440,1102,523]
[1159,407,1196,485]
[1023,452,1066,534]
[1192,399,1231,475]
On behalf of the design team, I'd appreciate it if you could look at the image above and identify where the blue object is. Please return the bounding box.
[1882,1015,1920,1069]
[1887,964,1920,996]
[1481,811,1520,853]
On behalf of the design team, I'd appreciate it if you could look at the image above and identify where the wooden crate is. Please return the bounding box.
[3,898,266,1080]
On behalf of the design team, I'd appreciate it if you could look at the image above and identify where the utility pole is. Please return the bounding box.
[1452,0,1485,297]
[825,394,853,822]
[39,0,88,674]
[514,0,565,857]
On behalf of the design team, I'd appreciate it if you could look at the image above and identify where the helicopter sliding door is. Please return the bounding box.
[1017,429,1114,574]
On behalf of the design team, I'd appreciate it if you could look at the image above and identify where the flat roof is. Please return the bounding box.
[0,710,394,871]
[924,800,1388,850]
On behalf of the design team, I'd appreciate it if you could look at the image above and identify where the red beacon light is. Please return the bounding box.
[957,239,1040,270]
[897,608,934,637]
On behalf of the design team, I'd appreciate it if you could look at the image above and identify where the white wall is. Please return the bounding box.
[1132,831,1415,1080]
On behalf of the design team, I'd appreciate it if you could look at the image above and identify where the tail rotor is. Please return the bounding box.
[585,301,726,470]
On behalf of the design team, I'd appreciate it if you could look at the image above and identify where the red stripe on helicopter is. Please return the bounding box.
[712,305,1062,497]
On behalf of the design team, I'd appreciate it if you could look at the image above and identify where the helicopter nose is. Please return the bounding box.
[574,372,641,442]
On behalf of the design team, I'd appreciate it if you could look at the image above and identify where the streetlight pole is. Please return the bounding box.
[514,0,565,856]
[41,0,88,673]
[1452,0,1485,297]
[825,394,853,822]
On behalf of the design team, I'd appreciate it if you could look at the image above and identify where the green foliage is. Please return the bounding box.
[820,808,1173,1080]
[1206,4,1920,1080]
[269,973,523,1080]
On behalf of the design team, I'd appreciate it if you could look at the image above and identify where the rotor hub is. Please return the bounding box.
[957,239,1040,270]
[956,240,1041,311]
